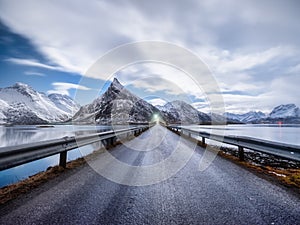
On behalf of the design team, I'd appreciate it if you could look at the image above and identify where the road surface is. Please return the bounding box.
[0,125,299,224]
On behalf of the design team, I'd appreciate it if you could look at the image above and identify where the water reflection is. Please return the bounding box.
[0,125,113,148]
[186,124,300,145]
[0,125,111,187]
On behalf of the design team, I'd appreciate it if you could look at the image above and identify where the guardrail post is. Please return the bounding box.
[109,137,114,146]
[59,151,67,168]
[238,146,244,161]
[101,139,107,147]
[202,137,205,145]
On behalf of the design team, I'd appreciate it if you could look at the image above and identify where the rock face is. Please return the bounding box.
[158,100,211,124]
[0,83,79,125]
[73,78,161,124]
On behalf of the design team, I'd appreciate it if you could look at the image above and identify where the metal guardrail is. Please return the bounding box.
[168,125,300,162]
[0,126,150,171]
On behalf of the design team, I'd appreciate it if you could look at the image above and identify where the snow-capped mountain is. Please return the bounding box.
[2,81,299,125]
[257,104,300,124]
[225,111,266,123]
[242,111,266,123]
[48,93,80,115]
[0,99,10,124]
[159,100,211,124]
[73,78,161,124]
[269,104,300,118]
[224,104,300,124]
[60,77,300,125]
[223,112,240,122]
[0,83,79,124]
[154,105,165,111]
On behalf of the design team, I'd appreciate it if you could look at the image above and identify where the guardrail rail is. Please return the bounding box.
[0,125,150,171]
[167,125,300,162]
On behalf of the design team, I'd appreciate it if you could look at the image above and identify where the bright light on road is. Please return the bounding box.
[153,114,159,122]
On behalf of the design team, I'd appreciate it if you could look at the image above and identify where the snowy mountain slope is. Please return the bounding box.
[2,81,299,125]
[224,104,300,124]
[48,93,80,115]
[0,99,9,123]
[155,105,165,111]
[224,111,266,123]
[73,78,161,124]
[224,112,241,122]
[159,100,211,124]
[241,111,266,123]
[0,83,79,124]
[269,104,300,118]
[255,104,300,124]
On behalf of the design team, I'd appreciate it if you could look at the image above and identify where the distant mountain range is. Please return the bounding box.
[224,111,266,123]
[0,82,80,124]
[73,78,236,125]
[225,104,300,124]
[156,100,211,124]
[0,80,299,125]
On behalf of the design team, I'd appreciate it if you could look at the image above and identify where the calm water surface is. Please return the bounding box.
[184,124,300,146]
[0,125,114,187]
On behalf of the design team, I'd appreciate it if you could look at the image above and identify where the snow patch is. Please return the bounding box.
[0,83,80,124]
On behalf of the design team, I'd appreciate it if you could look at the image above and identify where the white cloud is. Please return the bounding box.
[147,98,167,106]
[6,58,66,72]
[48,82,91,96]
[288,63,300,73]
[24,71,45,77]
[192,101,210,113]
[213,73,300,114]
[117,63,208,98]
[1,0,297,77]
[0,0,299,113]
[214,46,294,74]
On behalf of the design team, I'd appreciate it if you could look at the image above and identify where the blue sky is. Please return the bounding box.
[0,0,299,113]
[0,21,101,100]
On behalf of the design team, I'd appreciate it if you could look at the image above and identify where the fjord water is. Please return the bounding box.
[0,125,113,148]
[0,124,299,187]
[184,124,300,145]
[0,125,112,187]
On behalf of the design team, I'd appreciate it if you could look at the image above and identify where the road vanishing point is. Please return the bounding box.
[0,125,299,225]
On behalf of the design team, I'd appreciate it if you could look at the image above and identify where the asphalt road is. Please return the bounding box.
[0,125,299,225]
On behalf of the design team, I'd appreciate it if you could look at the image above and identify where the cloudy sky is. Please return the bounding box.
[0,0,299,114]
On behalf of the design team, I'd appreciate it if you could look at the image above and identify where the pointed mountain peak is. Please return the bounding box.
[13,82,30,88]
[12,82,35,93]
[111,77,124,89]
